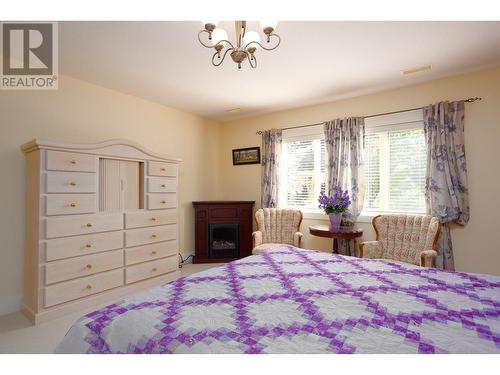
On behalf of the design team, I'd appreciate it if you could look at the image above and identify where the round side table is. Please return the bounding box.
[309,225,363,254]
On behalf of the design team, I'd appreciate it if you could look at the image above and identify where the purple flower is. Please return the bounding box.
[318,188,351,214]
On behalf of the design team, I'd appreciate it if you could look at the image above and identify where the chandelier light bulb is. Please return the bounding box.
[211,28,228,47]
[243,31,261,49]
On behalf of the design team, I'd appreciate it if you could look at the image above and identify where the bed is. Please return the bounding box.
[55,247,500,354]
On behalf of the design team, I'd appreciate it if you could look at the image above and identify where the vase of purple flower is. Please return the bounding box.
[318,188,351,230]
[328,212,343,229]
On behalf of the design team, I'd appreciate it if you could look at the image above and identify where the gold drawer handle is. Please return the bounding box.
[69,181,77,186]
[151,234,157,238]
[85,264,92,269]
[86,284,92,290]
[151,250,157,255]
[69,203,77,208]
[85,243,92,248]
[160,184,166,188]
[160,200,166,204]
[160,167,166,171]
[69,160,77,164]
[86,223,93,227]
[152,268,158,272]
[151,217,156,221]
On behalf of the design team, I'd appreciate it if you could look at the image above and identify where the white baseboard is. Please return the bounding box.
[0,294,23,316]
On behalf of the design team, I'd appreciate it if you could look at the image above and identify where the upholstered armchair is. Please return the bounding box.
[252,208,303,255]
[359,214,441,267]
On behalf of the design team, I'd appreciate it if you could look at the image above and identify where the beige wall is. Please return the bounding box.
[0,75,221,312]
[219,67,500,276]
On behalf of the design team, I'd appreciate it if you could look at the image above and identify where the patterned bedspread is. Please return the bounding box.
[55,247,500,354]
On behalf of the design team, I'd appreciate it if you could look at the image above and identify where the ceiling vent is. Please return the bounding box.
[401,65,432,75]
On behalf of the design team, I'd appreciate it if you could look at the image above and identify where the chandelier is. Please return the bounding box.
[198,21,280,69]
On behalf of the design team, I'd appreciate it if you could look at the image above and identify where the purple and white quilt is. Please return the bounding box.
[55,247,500,354]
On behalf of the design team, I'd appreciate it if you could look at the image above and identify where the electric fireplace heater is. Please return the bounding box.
[209,223,239,258]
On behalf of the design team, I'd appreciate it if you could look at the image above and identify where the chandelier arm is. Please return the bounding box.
[198,30,236,50]
[214,39,235,50]
[212,47,234,67]
[244,34,281,51]
[247,53,257,69]
[197,30,214,48]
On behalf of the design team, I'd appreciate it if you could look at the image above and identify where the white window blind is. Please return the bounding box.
[280,136,326,210]
[363,121,426,214]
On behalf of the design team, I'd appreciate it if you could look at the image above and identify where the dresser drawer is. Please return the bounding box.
[44,269,123,308]
[45,249,123,285]
[148,177,177,193]
[46,171,96,193]
[148,193,177,210]
[148,161,178,177]
[125,209,177,229]
[46,231,124,261]
[46,213,123,239]
[125,241,178,265]
[125,225,177,247]
[46,150,96,173]
[46,193,96,216]
[125,256,177,284]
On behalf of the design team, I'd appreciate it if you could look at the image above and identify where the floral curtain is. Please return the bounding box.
[423,100,469,270]
[261,129,282,208]
[324,117,365,256]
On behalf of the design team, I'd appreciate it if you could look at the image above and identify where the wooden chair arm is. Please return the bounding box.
[252,231,263,248]
[420,249,437,268]
[293,232,303,248]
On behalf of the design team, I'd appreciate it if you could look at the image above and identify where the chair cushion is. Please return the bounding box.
[252,243,292,255]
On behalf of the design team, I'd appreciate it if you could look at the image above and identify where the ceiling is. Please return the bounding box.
[59,21,500,121]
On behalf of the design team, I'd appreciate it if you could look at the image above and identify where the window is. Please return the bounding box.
[363,110,426,214]
[279,125,326,210]
[278,111,427,216]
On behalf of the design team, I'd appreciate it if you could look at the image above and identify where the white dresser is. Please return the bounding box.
[21,139,181,324]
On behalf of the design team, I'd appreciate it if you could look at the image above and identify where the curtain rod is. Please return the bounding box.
[255,97,482,135]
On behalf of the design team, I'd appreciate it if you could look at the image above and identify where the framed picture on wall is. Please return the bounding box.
[232,147,261,165]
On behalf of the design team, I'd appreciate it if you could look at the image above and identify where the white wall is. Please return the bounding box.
[0,75,221,314]
[219,67,500,277]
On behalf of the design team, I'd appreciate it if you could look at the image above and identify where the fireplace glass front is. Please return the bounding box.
[209,223,239,258]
